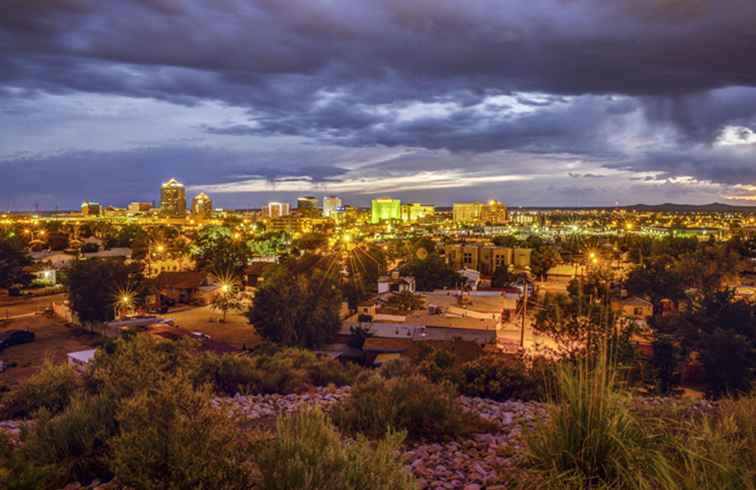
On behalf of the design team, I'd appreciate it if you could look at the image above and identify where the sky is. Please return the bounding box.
[1,0,756,210]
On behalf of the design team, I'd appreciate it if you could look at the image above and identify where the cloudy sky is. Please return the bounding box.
[2,0,756,210]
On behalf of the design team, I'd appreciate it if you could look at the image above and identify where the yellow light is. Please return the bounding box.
[156,244,165,253]
[233,232,241,240]
[343,234,352,243]
[589,252,596,259]
[221,283,230,293]
[120,294,131,305]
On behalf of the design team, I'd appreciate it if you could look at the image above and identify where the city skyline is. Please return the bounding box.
[2,1,756,210]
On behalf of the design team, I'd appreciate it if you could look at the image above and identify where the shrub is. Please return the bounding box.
[110,375,254,489]
[332,373,494,441]
[417,346,458,384]
[458,354,543,401]
[255,407,417,490]
[20,395,116,488]
[699,329,753,399]
[522,356,677,489]
[1,360,79,418]
[201,348,361,396]
[86,335,203,400]
[672,395,756,490]
[0,430,49,490]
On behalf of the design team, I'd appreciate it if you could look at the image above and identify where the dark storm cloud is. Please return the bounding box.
[2,0,756,196]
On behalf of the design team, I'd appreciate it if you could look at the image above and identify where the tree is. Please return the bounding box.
[66,259,143,325]
[190,226,250,275]
[626,257,687,314]
[0,236,32,288]
[649,335,681,395]
[530,245,562,281]
[383,291,425,312]
[491,266,513,288]
[211,277,243,323]
[248,267,342,348]
[399,254,461,291]
[699,329,753,399]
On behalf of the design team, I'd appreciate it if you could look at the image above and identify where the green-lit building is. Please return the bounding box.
[371,198,401,223]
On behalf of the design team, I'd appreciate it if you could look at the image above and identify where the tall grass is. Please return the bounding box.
[522,354,677,489]
[673,395,756,490]
[255,407,417,490]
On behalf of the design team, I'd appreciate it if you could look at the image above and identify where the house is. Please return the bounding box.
[154,271,208,304]
[378,273,416,294]
[612,296,653,319]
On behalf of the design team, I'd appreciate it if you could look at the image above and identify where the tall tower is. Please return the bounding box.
[371,198,401,223]
[322,196,343,217]
[160,178,186,217]
[191,192,213,218]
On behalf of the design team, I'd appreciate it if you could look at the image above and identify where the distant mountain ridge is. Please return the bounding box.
[623,202,756,213]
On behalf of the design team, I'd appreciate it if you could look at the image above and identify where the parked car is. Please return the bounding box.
[0,330,35,351]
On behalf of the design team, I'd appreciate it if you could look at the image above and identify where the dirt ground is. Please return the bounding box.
[0,314,101,388]
[160,305,262,349]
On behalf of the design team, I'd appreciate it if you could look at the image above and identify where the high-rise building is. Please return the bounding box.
[266,201,290,218]
[127,202,152,214]
[452,202,483,224]
[297,196,319,209]
[160,178,186,217]
[81,201,102,217]
[401,203,435,222]
[371,198,401,223]
[322,196,343,218]
[191,192,213,218]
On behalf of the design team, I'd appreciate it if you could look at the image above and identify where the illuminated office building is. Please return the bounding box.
[160,178,187,217]
[191,192,213,218]
[371,198,401,223]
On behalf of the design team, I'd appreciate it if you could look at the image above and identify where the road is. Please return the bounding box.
[0,293,66,319]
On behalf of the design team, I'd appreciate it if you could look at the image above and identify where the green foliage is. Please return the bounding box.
[20,395,116,488]
[66,258,143,324]
[671,395,756,490]
[416,345,458,384]
[399,254,461,291]
[458,354,543,401]
[249,266,343,348]
[190,225,251,275]
[491,266,513,288]
[87,335,203,400]
[383,291,425,312]
[1,360,80,419]
[332,373,494,441]
[699,328,754,398]
[200,348,360,396]
[110,375,254,490]
[649,335,681,395]
[255,407,417,490]
[0,236,32,288]
[522,356,677,489]
[530,245,562,280]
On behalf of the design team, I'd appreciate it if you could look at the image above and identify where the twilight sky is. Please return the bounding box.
[2,0,756,210]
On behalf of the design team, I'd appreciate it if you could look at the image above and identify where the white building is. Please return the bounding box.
[322,196,343,217]
[266,201,290,218]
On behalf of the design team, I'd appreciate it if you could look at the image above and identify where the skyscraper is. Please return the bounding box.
[160,178,186,217]
[401,203,434,222]
[81,201,102,217]
[296,196,320,217]
[267,201,290,217]
[191,192,213,218]
[322,196,343,217]
[371,198,401,223]
[481,200,508,224]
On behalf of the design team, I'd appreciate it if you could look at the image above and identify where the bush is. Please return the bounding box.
[1,360,79,418]
[201,348,361,396]
[699,329,753,399]
[255,407,417,490]
[110,375,254,489]
[458,354,543,401]
[522,356,677,489]
[20,395,116,488]
[332,373,494,441]
[672,395,756,490]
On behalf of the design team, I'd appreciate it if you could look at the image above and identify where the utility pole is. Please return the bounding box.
[520,276,528,348]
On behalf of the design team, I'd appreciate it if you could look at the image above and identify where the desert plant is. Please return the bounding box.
[332,373,494,441]
[110,374,254,489]
[672,395,756,490]
[1,360,80,418]
[20,395,116,488]
[458,354,543,401]
[255,407,416,490]
[521,355,677,489]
